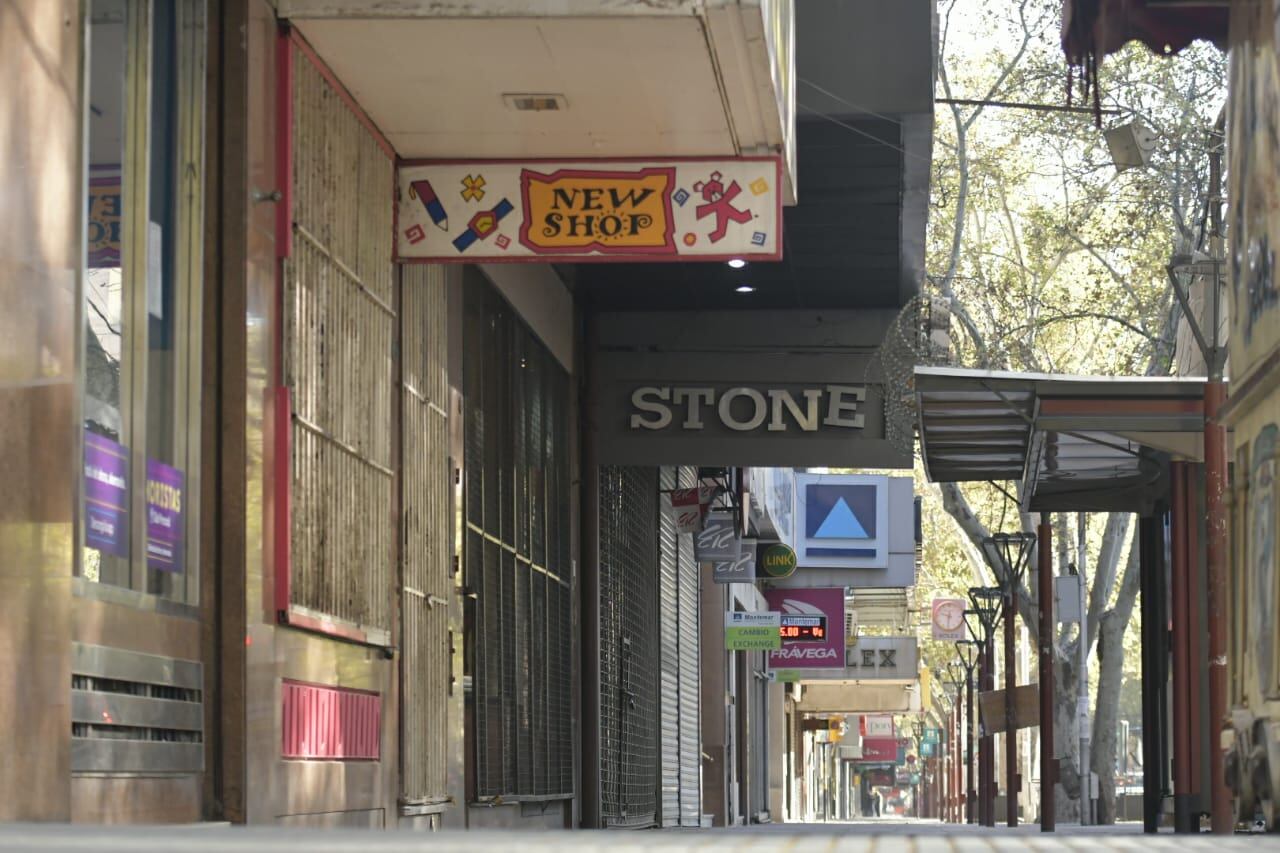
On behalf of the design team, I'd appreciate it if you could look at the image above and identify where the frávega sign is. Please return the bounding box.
[630,385,866,433]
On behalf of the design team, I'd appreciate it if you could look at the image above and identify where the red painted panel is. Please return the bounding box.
[281,680,381,760]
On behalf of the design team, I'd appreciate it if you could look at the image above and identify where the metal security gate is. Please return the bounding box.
[463,273,574,801]
[598,466,660,828]
[283,37,395,638]
[658,467,703,827]
[400,264,450,809]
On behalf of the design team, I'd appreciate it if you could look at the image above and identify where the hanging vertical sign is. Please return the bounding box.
[668,484,716,535]
[145,460,185,573]
[84,432,129,557]
[695,510,739,561]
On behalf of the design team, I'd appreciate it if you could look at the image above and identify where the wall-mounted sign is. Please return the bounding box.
[145,460,185,573]
[695,510,739,561]
[795,472,890,569]
[629,385,866,433]
[590,311,910,469]
[396,157,782,263]
[931,598,967,641]
[758,542,798,579]
[861,714,895,738]
[846,636,918,679]
[84,432,128,557]
[725,611,782,650]
[766,587,844,669]
[713,537,756,584]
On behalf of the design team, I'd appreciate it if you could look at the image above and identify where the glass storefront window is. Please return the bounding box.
[81,0,204,606]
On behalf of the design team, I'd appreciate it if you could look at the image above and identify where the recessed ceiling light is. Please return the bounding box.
[735,285,755,293]
[727,258,747,269]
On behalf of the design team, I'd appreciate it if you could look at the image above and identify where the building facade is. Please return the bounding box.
[0,0,934,828]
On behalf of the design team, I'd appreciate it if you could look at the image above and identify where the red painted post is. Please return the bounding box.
[1006,585,1018,827]
[1039,515,1055,831]
[1171,461,1193,831]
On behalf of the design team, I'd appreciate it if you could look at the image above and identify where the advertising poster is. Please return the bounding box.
[146,459,185,573]
[84,432,128,557]
[765,586,844,669]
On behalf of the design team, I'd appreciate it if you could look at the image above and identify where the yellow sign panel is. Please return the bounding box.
[521,168,675,254]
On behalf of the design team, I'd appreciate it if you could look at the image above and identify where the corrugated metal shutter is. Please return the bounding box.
[400,264,450,806]
[464,274,573,799]
[599,466,659,828]
[658,468,681,827]
[676,466,702,825]
[285,40,394,636]
[657,466,703,827]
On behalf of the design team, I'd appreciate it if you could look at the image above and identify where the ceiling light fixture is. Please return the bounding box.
[727,258,747,269]
[735,285,755,294]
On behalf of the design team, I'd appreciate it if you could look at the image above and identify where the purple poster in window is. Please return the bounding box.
[765,586,846,669]
[84,432,129,557]
[146,459,184,573]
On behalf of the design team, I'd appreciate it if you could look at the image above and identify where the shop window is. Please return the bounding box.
[464,272,574,799]
[81,0,205,607]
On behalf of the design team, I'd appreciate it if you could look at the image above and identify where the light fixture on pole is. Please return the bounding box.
[956,638,980,824]
[968,585,1002,826]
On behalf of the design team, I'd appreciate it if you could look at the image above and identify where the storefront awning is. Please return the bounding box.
[915,366,1206,513]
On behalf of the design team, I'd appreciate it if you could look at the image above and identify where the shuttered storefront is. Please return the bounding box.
[400,264,450,810]
[464,273,574,800]
[658,467,703,827]
[598,466,660,828]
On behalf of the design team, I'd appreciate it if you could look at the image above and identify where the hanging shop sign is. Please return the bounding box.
[795,472,890,569]
[695,510,739,562]
[84,432,129,557]
[145,460,185,573]
[667,484,716,535]
[713,538,757,584]
[589,311,911,469]
[922,726,941,746]
[931,598,967,641]
[757,542,798,579]
[396,157,782,264]
[765,587,844,669]
[725,611,782,650]
[859,737,898,763]
[846,636,918,679]
[861,714,895,738]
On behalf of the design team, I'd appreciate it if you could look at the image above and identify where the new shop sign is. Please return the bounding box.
[630,385,866,433]
[396,158,782,263]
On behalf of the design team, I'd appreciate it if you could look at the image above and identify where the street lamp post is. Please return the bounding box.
[944,662,967,825]
[912,719,925,819]
[956,638,980,824]
[982,532,1036,828]
[968,585,1003,827]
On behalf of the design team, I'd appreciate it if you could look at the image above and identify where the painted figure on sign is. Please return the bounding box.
[694,171,752,242]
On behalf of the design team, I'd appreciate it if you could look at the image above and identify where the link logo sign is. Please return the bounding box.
[396,157,782,263]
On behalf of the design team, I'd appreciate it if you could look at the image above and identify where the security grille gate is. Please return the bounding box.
[464,272,573,800]
[598,466,660,828]
[658,467,703,826]
[285,38,395,637]
[400,264,450,808]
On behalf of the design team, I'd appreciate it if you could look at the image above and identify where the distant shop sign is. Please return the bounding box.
[725,611,782,650]
[396,157,782,263]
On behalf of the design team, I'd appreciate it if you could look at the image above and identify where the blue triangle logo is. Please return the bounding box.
[813,497,869,539]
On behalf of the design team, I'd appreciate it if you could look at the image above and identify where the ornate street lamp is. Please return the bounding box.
[955,638,980,824]
[968,585,1001,826]
[981,532,1036,828]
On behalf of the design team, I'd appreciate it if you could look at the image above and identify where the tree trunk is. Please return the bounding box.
[1089,533,1142,824]
[1054,650,1083,823]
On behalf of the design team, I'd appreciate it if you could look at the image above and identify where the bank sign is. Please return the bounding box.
[396,158,782,263]
[765,587,845,669]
